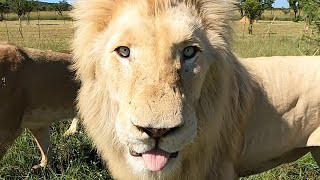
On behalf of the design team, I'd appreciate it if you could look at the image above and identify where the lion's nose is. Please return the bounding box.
[139,127,173,138]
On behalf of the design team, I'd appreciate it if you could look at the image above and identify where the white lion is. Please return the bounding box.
[72,0,320,179]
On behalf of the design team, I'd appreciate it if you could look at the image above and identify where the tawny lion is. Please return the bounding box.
[71,0,320,179]
[0,43,79,169]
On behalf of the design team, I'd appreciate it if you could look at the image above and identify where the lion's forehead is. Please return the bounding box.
[107,3,200,49]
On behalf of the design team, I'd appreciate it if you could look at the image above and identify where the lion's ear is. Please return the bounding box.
[72,0,118,81]
[0,44,23,65]
[72,0,117,33]
[0,44,23,81]
[186,0,235,47]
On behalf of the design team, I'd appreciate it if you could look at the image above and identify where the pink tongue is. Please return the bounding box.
[142,149,170,172]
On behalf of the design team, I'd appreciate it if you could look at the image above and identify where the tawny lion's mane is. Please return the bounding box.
[72,0,254,179]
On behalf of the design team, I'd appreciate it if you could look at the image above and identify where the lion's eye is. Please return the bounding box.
[115,46,130,58]
[182,46,199,59]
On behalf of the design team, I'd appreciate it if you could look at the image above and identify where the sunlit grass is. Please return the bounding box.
[4,11,71,21]
[0,20,73,52]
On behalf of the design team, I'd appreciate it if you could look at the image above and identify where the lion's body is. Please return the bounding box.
[237,56,320,176]
[0,43,79,168]
[235,56,320,174]
[71,0,320,179]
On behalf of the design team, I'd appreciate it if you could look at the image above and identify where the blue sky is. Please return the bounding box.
[41,0,74,3]
[273,0,289,8]
[41,0,289,8]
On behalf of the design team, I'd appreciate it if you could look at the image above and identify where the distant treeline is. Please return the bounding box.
[0,0,72,21]
[28,1,72,11]
[0,0,72,11]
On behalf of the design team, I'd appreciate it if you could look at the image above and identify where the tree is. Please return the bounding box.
[300,0,320,25]
[237,1,245,17]
[288,0,302,20]
[8,0,26,36]
[0,0,10,41]
[0,3,3,21]
[300,0,320,47]
[7,0,35,36]
[24,0,34,24]
[237,0,274,17]
[52,0,70,23]
[35,0,41,37]
[242,0,263,34]
[0,2,9,21]
[237,0,274,34]
[262,0,275,9]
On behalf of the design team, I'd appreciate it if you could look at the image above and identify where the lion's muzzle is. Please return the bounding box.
[137,127,178,138]
[128,125,181,172]
[129,147,179,172]
[115,81,197,173]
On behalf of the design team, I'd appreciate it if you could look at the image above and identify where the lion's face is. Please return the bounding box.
[91,4,215,173]
[73,0,232,177]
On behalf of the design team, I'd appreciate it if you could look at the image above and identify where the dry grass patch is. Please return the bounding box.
[0,20,73,51]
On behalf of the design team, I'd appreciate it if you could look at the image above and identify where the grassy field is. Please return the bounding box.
[232,20,319,57]
[3,11,71,21]
[233,9,299,21]
[0,20,74,51]
[0,19,319,179]
[3,9,298,21]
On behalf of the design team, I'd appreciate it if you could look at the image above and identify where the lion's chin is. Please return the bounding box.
[129,148,179,172]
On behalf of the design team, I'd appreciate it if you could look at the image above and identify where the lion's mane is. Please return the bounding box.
[72,0,255,179]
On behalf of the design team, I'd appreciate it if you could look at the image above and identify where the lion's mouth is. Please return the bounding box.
[130,149,179,158]
[130,148,179,172]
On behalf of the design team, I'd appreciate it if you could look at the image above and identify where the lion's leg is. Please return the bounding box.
[0,128,22,160]
[63,117,79,137]
[238,147,310,177]
[0,110,23,160]
[29,127,51,169]
[311,147,320,166]
[0,135,11,158]
[218,161,238,180]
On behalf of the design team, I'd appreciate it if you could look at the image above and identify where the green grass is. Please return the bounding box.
[0,20,74,52]
[0,19,319,179]
[3,11,72,21]
[260,9,300,21]
[232,20,319,57]
[0,122,111,179]
[233,9,304,21]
